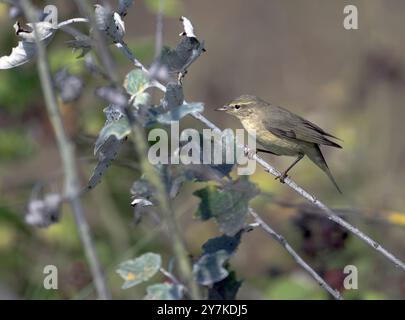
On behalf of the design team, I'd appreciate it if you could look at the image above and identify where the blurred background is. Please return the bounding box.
[0,0,405,299]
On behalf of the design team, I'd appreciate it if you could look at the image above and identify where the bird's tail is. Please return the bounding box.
[306,145,342,194]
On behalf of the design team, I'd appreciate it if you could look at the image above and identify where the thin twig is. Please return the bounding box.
[120,40,405,272]
[20,0,110,300]
[249,209,343,300]
[57,17,88,28]
[154,0,164,57]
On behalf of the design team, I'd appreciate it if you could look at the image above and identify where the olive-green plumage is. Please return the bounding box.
[217,95,342,193]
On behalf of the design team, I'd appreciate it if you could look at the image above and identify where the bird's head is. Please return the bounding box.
[216,95,262,119]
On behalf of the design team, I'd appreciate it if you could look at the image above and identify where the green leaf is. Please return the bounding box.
[94,117,130,155]
[208,271,242,300]
[194,178,260,236]
[193,250,229,286]
[193,233,243,287]
[202,233,242,256]
[124,69,150,96]
[144,282,184,300]
[134,92,151,106]
[116,252,161,289]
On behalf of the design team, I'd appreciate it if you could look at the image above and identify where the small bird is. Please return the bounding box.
[216,95,342,193]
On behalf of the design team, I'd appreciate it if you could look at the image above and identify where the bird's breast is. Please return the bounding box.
[240,117,302,156]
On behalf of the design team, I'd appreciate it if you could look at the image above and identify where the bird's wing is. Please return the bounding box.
[263,105,342,148]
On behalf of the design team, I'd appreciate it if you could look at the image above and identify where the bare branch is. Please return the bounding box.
[120,37,405,272]
[20,0,110,299]
[249,209,343,300]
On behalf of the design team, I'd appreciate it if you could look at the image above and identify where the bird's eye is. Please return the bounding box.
[234,105,241,110]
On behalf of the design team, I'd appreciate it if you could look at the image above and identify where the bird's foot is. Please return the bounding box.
[275,172,288,183]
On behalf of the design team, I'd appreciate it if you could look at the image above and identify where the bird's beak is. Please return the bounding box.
[215,105,229,111]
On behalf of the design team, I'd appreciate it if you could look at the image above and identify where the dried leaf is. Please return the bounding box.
[94,4,125,43]
[25,193,62,228]
[150,17,205,81]
[0,21,56,69]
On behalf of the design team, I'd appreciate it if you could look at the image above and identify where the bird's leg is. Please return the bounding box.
[275,153,304,183]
